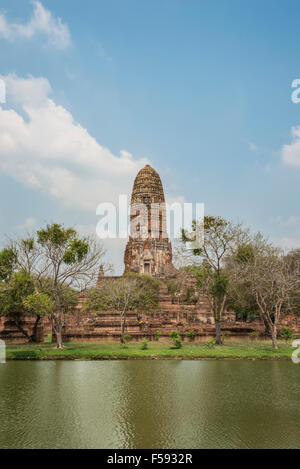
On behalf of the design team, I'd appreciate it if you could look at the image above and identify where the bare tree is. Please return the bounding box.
[84,274,160,344]
[231,242,300,349]
[182,216,249,344]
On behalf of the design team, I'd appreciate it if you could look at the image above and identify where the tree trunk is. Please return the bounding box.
[120,314,125,344]
[263,317,271,337]
[215,320,223,345]
[13,317,33,342]
[30,315,41,342]
[270,323,278,350]
[54,324,64,349]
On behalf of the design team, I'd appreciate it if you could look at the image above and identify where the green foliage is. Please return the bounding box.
[124,273,161,313]
[221,333,227,344]
[0,270,34,317]
[205,338,216,348]
[169,330,181,340]
[0,248,17,281]
[154,330,162,341]
[141,339,149,350]
[249,331,260,340]
[184,330,195,338]
[123,334,132,342]
[37,224,77,247]
[84,274,160,315]
[44,333,52,344]
[184,287,195,304]
[167,280,177,295]
[23,292,53,318]
[209,272,229,299]
[169,330,182,349]
[63,239,89,264]
[37,223,89,265]
[280,327,294,342]
[236,244,255,264]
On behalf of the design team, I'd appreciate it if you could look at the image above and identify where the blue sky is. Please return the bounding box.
[0,0,300,273]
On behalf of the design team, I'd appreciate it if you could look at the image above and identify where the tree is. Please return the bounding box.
[285,249,300,314]
[231,243,300,349]
[182,216,248,345]
[5,224,106,349]
[0,270,36,341]
[0,248,17,281]
[84,273,160,344]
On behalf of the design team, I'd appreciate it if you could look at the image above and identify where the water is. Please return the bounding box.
[0,360,299,449]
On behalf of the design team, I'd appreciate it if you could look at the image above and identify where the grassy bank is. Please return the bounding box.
[5,340,295,360]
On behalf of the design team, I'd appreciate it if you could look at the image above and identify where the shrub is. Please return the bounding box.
[141,339,149,350]
[184,330,195,339]
[44,333,52,344]
[169,330,181,340]
[249,331,259,341]
[154,330,162,341]
[169,330,182,349]
[123,334,132,342]
[173,337,182,349]
[205,339,216,349]
[280,327,294,343]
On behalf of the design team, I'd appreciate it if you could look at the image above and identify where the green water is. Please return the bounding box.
[0,361,299,449]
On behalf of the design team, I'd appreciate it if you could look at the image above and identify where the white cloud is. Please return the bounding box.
[0,74,149,212]
[15,217,36,232]
[280,237,300,251]
[0,1,71,49]
[282,126,300,168]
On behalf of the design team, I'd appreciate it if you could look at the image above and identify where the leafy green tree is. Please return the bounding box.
[84,273,160,344]
[23,292,54,342]
[33,224,104,349]
[4,224,105,349]
[0,248,17,281]
[0,270,35,341]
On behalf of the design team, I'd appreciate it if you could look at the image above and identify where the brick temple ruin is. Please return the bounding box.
[1,165,299,342]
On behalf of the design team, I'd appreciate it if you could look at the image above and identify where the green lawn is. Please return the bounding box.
[5,340,295,360]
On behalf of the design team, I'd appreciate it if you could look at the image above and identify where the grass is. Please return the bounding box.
[5,340,295,361]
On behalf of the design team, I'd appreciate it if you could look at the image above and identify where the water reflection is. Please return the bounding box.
[0,361,299,449]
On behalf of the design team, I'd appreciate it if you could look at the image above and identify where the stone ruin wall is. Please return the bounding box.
[1,278,300,343]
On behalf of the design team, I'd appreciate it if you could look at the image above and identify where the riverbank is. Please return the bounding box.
[5,340,294,360]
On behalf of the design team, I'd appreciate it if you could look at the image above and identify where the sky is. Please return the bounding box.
[0,0,300,273]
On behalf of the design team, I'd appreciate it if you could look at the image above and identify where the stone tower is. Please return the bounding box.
[124,165,175,277]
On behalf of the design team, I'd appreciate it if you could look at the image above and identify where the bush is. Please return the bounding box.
[169,330,181,340]
[280,327,294,343]
[154,330,162,341]
[184,330,195,339]
[173,337,182,349]
[249,331,259,341]
[44,333,52,344]
[205,339,216,349]
[141,339,149,350]
[169,330,182,349]
[123,334,132,342]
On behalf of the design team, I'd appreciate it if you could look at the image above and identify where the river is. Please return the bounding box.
[0,360,299,449]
